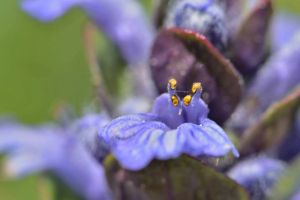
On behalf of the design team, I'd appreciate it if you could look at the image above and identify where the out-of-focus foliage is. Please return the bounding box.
[0,0,299,199]
[275,0,300,14]
[0,0,91,125]
[0,0,91,199]
[267,154,300,200]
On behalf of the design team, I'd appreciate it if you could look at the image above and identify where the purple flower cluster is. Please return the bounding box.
[0,115,112,200]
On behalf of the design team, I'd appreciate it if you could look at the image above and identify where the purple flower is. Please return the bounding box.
[21,0,155,65]
[99,79,239,171]
[228,31,300,133]
[156,0,272,75]
[164,0,227,51]
[70,113,111,162]
[0,114,112,200]
[228,156,286,200]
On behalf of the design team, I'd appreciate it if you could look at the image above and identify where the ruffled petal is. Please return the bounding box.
[182,88,209,124]
[110,121,170,170]
[21,0,89,22]
[0,123,112,200]
[99,113,159,144]
[106,118,238,170]
[178,119,239,157]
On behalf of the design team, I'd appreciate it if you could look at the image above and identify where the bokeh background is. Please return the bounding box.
[0,0,299,199]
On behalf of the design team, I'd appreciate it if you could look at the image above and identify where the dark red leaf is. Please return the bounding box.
[150,28,243,124]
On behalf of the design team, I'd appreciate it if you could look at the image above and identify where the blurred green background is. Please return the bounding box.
[0,0,299,199]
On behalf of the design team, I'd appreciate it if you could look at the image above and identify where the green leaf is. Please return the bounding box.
[104,154,249,200]
[48,173,84,200]
[36,175,55,200]
[82,21,127,99]
[172,28,243,124]
[238,85,300,156]
[30,172,84,200]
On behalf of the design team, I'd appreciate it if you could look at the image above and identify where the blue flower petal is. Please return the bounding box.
[105,117,238,170]
[21,0,88,22]
[0,123,112,200]
[178,119,239,157]
[152,93,185,129]
[99,113,158,144]
[4,151,48,177]
[183,89,209,124]
[110,122,169,170]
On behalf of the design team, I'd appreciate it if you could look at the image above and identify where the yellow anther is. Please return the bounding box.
[169,79,177,90]
[183,95,192,106]
[171,95,179,106]
[192,82,202,93]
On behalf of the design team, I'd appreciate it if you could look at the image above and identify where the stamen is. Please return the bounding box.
[183,95,192,106]
[168,79,177,90]
[192,82,202,93]
[171,95,179,106]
